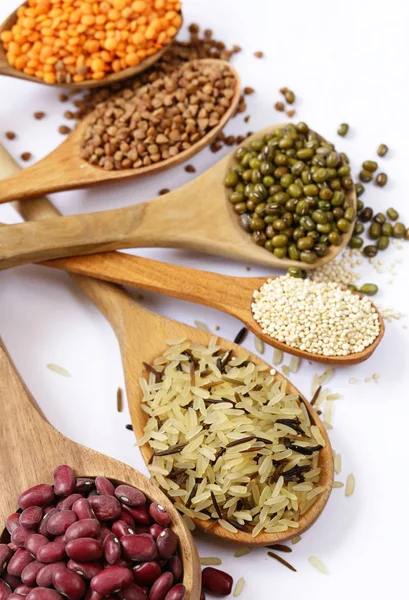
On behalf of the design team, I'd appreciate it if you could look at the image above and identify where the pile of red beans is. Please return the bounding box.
[0,465,186,600]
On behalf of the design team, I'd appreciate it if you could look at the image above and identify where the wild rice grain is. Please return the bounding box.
[346,473,355,497]
[308,556,327,574]
[117,387,123,413]
[268,551,296,572]
[47,363,70,377]
[234,577,245,597]
[234,327,248,344]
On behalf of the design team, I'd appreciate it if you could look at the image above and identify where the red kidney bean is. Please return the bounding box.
[53,466,75,498]
[111,521,134,540]
[156,530,178,560]
[120,535,157,562]
[8,593,25,599]
[88,497,121,522]
[0,580,11,599]
[119,510,135,529]
[103,534,120,565]
[98,526,111,546]
[95,477,115,497]
[90,566,133,595]
[24,534,48,559]
[115,486,146,508]
[10,529,33,550]
[133,563,161,586]
[66,538,102,563]
[74,479,95,494]
[19,509,42,531]
[71,499,94,521]
[18,486,54,510]
[133,527,151,535]
[0,546,13,575]
[47,511,77,537]
[52,566,85,600]
[84,591,103,600]
[149,505,170,528]
[149,525,164,540]
[36,563,66,588]
[27,589,63,600]
[59,495,83,512]
[20,561,44,585]
[14,585,34,595]
[122,505,151,527]
[7,550,33,578]
[2,573,22,590]
[149,572,173,600]
[164,584,186,600]
[168,557,182,583]
[118,583,147,600]
[202,568,233,596]
[38,509,60,539]
[6,515,20,536]
[36,540,66,563]
[67,560,101,580]
[64,519,100,543]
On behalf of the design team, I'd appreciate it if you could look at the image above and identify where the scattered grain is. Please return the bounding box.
[345,473,355,497]
[159,189,170,195]
[268,552,296,572]
[185,165,196,173]
[20,152,32,161]
[291,535,302,545]
[332,481,344,488]
[200,557,222,566]
[117,387,123,413]
[254,51,264,58]
[309,556,327,574]
[274,102,285,112]
[273,349,283,366]
[234,547,251,558]
[34,112,45,120]
[59,125,71,135]
[254,336,265,355]
[194,320,211,333]
[47,363,70,377]
[234,578,245,597]
[5,131,16,140]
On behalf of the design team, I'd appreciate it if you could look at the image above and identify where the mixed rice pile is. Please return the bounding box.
[138,337,326,537]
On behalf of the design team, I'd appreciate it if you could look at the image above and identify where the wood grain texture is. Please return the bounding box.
[42,251,385,366]
[0,6,182,88]
[0,59,241,203]
[0,123,356,272]
[0,338,201,600]
[0,144,334,546]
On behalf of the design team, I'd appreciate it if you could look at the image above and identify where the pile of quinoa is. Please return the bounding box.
[251,275,381,357]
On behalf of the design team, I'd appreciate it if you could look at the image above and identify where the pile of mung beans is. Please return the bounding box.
[0,465,187,600]
[225,122,355,264]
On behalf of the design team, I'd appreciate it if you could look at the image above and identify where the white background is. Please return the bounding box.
[1,0,409,598]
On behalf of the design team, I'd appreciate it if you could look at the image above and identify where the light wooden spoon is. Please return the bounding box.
[41,251,385,366]
[0,337,201,600]
[1,152,334,547]
[0,124,356,271]
[0,58,240,203]
[0,6,183,88]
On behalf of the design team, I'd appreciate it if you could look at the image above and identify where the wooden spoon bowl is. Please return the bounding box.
[0,338,201,599]
[0,58,241,203]
[0,124,355,272]
[0,5,183,88]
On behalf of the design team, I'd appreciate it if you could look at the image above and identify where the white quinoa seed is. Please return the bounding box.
[251,276,380,357]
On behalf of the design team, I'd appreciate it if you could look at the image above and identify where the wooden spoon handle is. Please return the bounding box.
[0,143,157,335]
[44,251,260,318]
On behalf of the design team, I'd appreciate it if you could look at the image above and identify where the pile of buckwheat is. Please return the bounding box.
[80,60,237,169]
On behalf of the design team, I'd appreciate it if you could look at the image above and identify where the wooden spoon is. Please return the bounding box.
[0,124,356,271]
[0,337,201,600]
[41,252,385,366]
[0,150,334,547]
[0,58,240,204]
[0,5,182,88]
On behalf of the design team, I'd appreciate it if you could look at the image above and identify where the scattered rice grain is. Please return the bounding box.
[200,557,222,566]
[234,547,251,558]
[309,556,327,574]
[234,577,245,597]
[346,473,355,497]
[254,336,265,354]
[47,363,70,377]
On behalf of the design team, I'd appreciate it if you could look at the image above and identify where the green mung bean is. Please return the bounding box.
[355,183,365,197]
[377,236,390,250]
[362,160,378,172]
[337,123,349,137]
[349,236,364,249]
[381,222,393,237]
[375,173,388,187]
[359,283,378,296]
[377,144,388,157]
[386,208,399,221]
[359,207,373,223]
[369,222,381,239]
[363,245,378,257]
[359,170,373,183]
[285,90,295,104]
[393,222,406,238]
